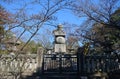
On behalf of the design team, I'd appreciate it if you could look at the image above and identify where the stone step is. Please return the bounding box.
[42,75,80,79]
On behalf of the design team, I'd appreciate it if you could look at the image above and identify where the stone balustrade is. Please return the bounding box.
[0,54,38,77]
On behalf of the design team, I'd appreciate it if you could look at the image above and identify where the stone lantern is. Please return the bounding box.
[7,34,21,53]
[53,24,66,53]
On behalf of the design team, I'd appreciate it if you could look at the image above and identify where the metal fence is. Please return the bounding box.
[42,53,120,75]
[42,54,78,74]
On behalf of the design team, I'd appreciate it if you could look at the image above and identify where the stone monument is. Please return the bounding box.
[53,24,66,53]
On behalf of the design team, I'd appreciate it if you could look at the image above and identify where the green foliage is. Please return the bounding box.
[111,9,120,32]
[85,8,120,55]
[22,40,42,54]
[0,50,9,54]
[112,8,120,21]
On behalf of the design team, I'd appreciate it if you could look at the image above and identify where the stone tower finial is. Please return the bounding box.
[58,24,63,28]
[53,24,65,36]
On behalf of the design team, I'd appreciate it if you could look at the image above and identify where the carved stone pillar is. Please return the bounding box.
[37,47,43,72]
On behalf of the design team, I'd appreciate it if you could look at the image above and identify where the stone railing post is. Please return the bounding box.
[77,47,85,76]
[37,47,44,72]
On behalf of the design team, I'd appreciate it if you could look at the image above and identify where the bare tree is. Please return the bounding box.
[35,28,53,50]
[70,0,120,42]
[64,24,79,49]
[71,0,120,27]
[1,0,73,51]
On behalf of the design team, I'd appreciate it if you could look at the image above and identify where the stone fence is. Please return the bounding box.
[0,54,39,77]
[0,47,44,79]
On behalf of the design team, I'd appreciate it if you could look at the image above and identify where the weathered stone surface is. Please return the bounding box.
[54,44,66,52]
[53,25,65,36]
[56,36,65,44]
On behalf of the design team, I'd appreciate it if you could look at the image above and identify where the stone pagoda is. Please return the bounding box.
[53,24,66,53]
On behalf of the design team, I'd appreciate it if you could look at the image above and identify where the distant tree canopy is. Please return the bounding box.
[111,8,120,28]
[0,5,14,42]
[0,5,10,53]
[86,8,120,54]
[0,5,7,41]
[0,5,41,54]
[87,23,120,55]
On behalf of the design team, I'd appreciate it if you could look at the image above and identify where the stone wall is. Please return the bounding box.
[0,54,39,79]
